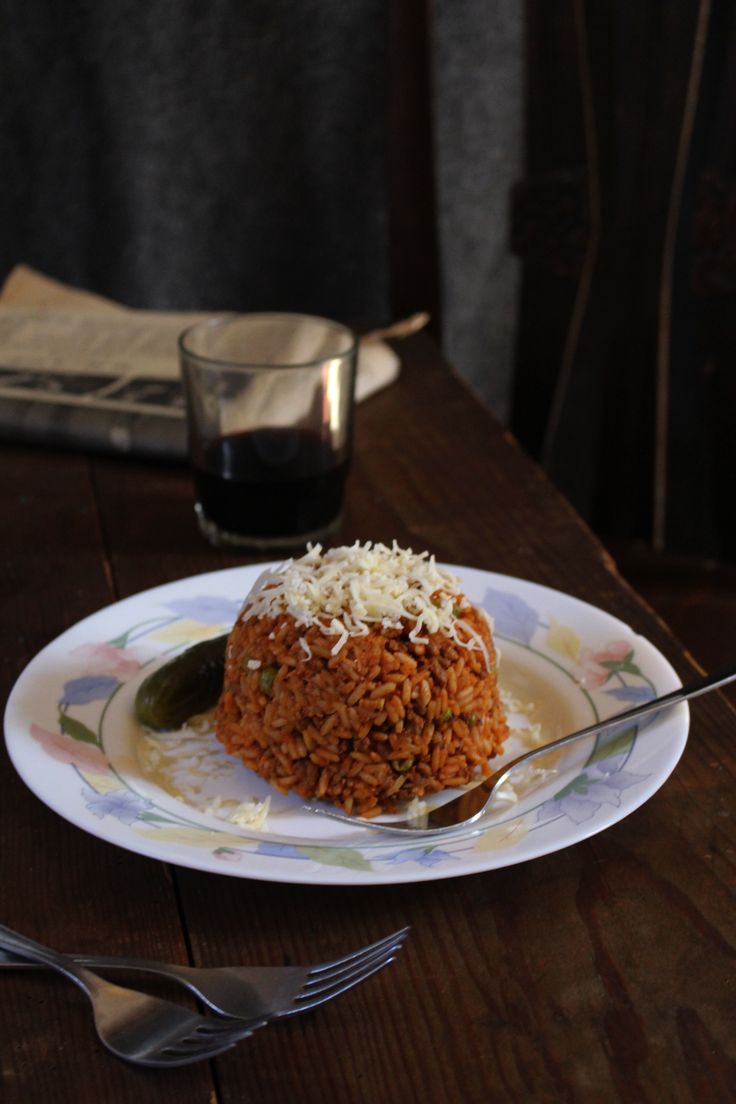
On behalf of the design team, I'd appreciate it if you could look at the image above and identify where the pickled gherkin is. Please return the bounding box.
[134,633,228,730]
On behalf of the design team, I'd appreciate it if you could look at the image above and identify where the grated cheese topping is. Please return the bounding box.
[137,727,272,831]
[240,541,493,663]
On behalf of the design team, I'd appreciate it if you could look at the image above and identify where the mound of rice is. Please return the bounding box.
[215,542,508,816]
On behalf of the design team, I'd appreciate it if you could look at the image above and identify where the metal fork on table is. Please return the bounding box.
[0,924,408,1028]
[0,923,262,1067]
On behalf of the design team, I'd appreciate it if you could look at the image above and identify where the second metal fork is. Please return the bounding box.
[0,923,262,1067]
[0,928,409,1022]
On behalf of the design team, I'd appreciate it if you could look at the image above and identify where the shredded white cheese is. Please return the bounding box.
[405,796,430,827]
[240,541,493,664]
[226,797,271,830]
[137,728,271,832]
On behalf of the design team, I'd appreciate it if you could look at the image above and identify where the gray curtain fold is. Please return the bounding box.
[0,0,391,321]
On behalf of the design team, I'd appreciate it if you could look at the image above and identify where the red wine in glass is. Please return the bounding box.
[192,427,348,542]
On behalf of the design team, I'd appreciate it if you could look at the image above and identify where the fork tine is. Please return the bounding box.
[301,938,406,998]
[284,953,399,1017]
[307,927,410,976]
[155,1019,264,1064]
[156,1038,238,1063]
[148,1040,240,1067]
[184,1018,258,1039]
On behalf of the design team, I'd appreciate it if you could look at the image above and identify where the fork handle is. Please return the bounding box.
[504,665,736,770]
[0,924,102,997]
[0,944,197,995]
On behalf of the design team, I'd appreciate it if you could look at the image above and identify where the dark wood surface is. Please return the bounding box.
[1,336,734,1103]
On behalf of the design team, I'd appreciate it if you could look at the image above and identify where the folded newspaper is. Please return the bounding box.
[0,266,404,460]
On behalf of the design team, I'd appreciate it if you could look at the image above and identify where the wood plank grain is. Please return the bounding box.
[0,444,217,1103]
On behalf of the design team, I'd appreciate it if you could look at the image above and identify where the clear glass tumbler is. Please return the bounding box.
[179,313,357,550]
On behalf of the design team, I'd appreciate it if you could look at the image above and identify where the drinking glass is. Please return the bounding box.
[179,313,357,550]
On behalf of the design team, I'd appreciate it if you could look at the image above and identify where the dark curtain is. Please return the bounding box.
[0,0,390,322]
[511,0,736,562]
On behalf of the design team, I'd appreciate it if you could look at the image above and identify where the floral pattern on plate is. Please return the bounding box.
[4,564,686,885]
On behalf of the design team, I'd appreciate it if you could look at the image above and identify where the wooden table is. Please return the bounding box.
[1,336,734,1103]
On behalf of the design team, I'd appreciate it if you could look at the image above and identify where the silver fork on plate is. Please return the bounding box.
[305,667,736,835]
[0,923,262,1067]
[0,926,409,1022]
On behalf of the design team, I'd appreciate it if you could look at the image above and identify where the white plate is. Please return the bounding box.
[4,564,687,886]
